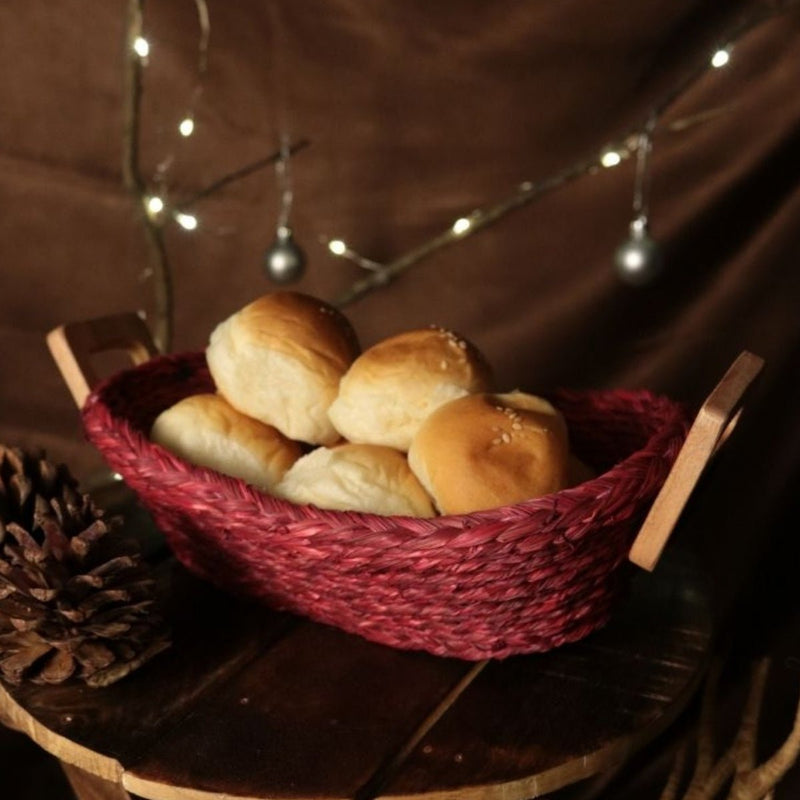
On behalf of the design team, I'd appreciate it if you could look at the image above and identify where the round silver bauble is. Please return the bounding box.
[614,217,664,286]
[264,226,306,284]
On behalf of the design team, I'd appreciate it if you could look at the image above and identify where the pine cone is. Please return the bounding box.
[0,445,170,687]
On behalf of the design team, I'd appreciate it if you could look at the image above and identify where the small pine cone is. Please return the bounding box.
[0,444,170,687]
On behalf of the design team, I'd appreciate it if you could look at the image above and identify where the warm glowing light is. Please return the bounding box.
[179,116,195,137]
[711,48,730,68]
[328,239,347,255]
[600,150,622,168]
[175,212,198,230]
[146,196,164,215]
[133,36,150,58]
[452,217,472,235]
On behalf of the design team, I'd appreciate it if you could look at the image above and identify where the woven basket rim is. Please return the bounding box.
[79,351,690,658]
[82,351,688,531]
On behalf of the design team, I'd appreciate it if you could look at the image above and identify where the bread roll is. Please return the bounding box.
[276,443,436,518]
[327,327,493,451]
[151,393,301,491]
[408,391,570,514]
[206,292,360,445]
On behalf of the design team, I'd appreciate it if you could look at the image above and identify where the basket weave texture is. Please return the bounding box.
[82,352,689,660]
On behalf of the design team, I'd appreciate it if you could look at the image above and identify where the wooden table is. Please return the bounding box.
[0,486,712,800]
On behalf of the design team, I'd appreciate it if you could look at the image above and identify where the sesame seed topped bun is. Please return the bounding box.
[327,327,493,451]
[408,391,570,515]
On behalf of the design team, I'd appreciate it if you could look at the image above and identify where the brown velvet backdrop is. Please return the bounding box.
[1,0,799,672]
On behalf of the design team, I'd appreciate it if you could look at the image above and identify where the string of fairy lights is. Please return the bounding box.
[131,0,207,235]
[123,0,798,349]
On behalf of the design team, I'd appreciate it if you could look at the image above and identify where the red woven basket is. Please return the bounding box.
[79,350,689,660]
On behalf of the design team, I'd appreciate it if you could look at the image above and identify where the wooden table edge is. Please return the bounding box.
[0,608,711,800]
[114,655,710,800]
[0,680,123,785]
[0,646,709,800]
[0,548,713,800]
[373,656,709,800]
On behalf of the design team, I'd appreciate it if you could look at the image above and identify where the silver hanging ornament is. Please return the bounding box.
[615,116,663,286]
[263,136,306,284]
[264,225,306,283]
[614,216,664,285]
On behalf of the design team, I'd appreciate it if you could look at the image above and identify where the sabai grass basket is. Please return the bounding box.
[47,313,762,660]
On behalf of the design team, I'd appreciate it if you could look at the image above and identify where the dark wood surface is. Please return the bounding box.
[0,487,713,800]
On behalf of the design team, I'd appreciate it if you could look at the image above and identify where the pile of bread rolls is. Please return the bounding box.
[151,291,587,518]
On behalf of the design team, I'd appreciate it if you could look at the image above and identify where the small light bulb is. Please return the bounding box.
[600,150,622,168]
[452,217,472,235]
[179,116,195,137]
[175,212,198,230]
[133,36,150,58]
[328,239,347,256]
[146,196,164,215]
[711,48,730,68]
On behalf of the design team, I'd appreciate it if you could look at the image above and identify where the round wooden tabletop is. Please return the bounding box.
[0,488,712,800]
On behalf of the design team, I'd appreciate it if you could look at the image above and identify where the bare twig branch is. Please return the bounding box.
[333,0,800,309]
[734,658,772,777]
[193,0,210,75]
[664,654,800,800]
[122,0,144,194]
[696,745,737,800]
[121,0,309,352]
[332,154,599,308]
[729,667,800,800]
[692,661,724,789]
[177,138,310,208]
[660,742,689,800]
[123,0,173,353]
[682,660,737,800]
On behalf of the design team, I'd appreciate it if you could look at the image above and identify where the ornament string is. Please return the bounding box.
[275,135,293,232]
[263,135,308,284]
[614,114,664,286]
[632,114,657,227]
[262,1,308,284]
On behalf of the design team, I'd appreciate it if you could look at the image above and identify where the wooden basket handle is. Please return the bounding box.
[628,350,765,572]
[47,312,159,409]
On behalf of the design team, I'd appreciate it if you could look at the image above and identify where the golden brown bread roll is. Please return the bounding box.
[407,391,570,514]
[276,442,436,517]
[150,393,301,491]
[327,327,493,451]
[206,291,360,445]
